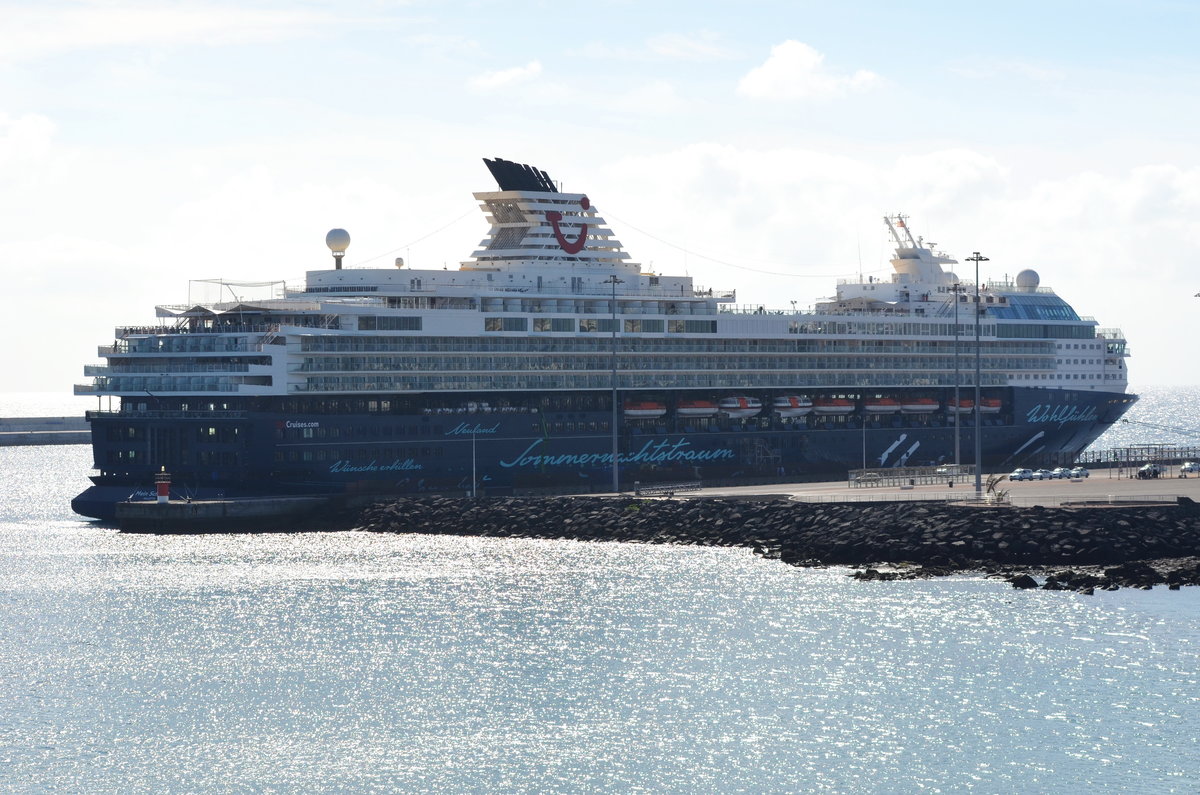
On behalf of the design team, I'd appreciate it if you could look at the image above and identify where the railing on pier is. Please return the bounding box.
[847,464,976,489]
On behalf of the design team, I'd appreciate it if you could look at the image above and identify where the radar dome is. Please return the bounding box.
[326,228,351,253]
[1015,269,1040,292]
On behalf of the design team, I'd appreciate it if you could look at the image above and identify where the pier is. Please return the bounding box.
[0,417,89,447]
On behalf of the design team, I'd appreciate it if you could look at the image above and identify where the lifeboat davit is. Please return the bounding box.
[811,398,856,415]
[677,400,719,418]
[623,401,667,419]
[901,398,940,413]
[718,396,762,418]
[862,397,901,414]
[772,395,813,417]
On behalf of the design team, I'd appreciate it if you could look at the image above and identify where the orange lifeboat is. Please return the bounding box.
[901,398,940,413]
[862,397,901,414]
[947,398,974,413]
[677,400,719,418]
[623,401,667,419]
[812,398,856,415]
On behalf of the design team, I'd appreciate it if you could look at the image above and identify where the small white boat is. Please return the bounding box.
[718,396,762,418]
[772,395,813,417]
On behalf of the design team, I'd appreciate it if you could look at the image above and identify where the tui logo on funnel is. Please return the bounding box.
[545,196,590,254]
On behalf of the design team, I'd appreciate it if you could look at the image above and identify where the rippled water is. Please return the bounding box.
[2,445,1200,792]
[1090,385,1200,450]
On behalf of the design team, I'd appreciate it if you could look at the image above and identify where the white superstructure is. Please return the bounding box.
[76,162,1130,401]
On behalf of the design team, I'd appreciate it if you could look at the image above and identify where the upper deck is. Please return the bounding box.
[75,162,1130,399]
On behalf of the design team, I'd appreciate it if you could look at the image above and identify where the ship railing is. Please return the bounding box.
[106,342,275,355]
[115,323,329,337]
[85,409,248,419]
[77,383,242,395]
[289,284,737,301]
[719,305,947,318]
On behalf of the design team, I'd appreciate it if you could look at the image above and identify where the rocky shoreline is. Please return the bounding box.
[356,495,1200,593]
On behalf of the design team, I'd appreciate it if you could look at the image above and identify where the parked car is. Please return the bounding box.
[1032,469,1054,480]
[1050,467,1072,479]
[1137,464,1161,479]
[1069,466,1090,479]
[1182,461,1199,474]
[1008,468,1034,481]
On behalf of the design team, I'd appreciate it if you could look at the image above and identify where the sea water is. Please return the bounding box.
[1,392,1199,792]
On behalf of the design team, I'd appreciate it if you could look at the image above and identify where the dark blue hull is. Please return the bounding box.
[72,387,1135,521]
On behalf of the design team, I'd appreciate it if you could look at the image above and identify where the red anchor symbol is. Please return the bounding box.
[545,196,590,254]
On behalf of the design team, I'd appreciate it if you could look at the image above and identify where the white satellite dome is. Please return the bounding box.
[1015,269,1040,292]
[326,228,351,253]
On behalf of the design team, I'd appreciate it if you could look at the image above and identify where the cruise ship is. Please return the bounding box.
[72,158,1136,519]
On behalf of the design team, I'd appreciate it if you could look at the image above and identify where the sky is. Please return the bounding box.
[3,0,1199,396]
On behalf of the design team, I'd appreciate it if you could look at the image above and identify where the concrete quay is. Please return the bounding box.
[681,470,1200,508]
[116,496,331,532]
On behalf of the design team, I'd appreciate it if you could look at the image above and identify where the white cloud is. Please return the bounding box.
[738,40,878,101]
[469,60,543,90]
[1,2,333,62]
[646,32,734,61]
[0,113,59,168]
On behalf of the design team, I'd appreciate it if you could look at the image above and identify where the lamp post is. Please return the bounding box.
[965,252,989,496]
[952,282,961,468]
[605,275,624,493]
[470,426,477,499]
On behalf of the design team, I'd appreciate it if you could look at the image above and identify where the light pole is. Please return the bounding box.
[605,275,624,493]
[965,252,989,496]
[470,426,477,498]
[861,409,866,470]
[952,282,961,468]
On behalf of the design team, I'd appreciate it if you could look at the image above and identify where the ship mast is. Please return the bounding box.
[885,214,919,249]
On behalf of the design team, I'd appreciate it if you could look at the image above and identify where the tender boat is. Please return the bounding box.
[772,396,813,417]
[901,398,940,413]
[718,396,762,418]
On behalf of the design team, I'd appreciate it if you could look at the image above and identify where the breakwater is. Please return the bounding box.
[0,416,89,446]
[358,495,1200,591]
